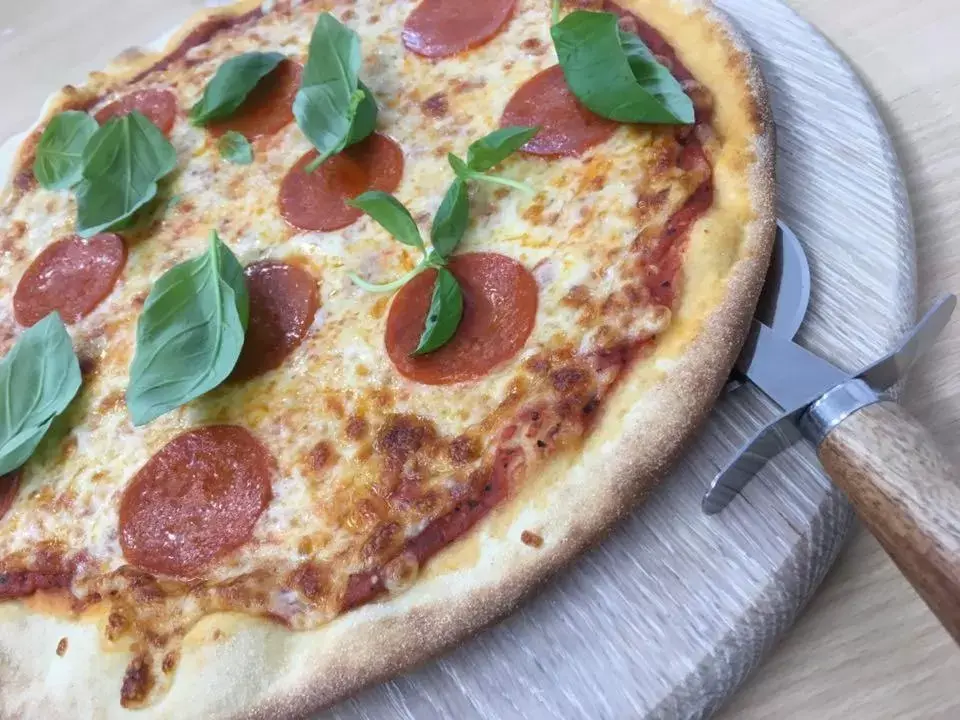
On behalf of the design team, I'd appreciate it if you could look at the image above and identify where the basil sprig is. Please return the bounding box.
[218,131,254,165]
[76,111,178,237]
[126,230,248,426]
[294,13,378,173]
[346,128,534,354]
[189,51,285,125]
[550,5,694,124]
[447,126,539,195]
[33,111,99,190]
[0,312,82,476]
[348,191,464,354]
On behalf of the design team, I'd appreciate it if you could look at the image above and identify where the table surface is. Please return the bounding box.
[0,1,957,717]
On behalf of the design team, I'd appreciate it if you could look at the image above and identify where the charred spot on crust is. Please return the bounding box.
[520,530,544,548]
[56,637,68,657]
[161,651,178,674]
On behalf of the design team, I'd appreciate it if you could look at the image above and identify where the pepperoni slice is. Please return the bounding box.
[278,133,404,233]
[119,426,274,578]
[402,0,516,58]
[207,60,301,140]
[95,89,178,136]
[231,261,319,381]
[385,252,538,385]
[0,470,21,521]
[13,233,126,327]
[501,66,617,157]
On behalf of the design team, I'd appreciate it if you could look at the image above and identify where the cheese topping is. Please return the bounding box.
[0,0,721,706]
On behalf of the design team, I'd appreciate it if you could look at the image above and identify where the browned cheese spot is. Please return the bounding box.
[421,92,449,118]
[120,655,154,707]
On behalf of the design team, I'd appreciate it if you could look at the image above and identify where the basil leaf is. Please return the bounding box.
[347,81,379,146]
[218,131,254,165]
[412,268,463,356]
[430,179,469,259]
[294,14,377,171]
[126,230,249,426]
[448,153,471,182]
[189,51,285,125]
[466,126,539,173]
[76,111,177,237]
[0,312,81,475]
[349,191,423,249]
[552,11,694,124]
[33,111,99,190]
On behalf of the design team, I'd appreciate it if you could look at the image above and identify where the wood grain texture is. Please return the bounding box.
[720,0,960,717]
[0,0,955,718]
[819,401,960,643]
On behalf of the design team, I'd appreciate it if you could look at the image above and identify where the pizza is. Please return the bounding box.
[0,0,774,716]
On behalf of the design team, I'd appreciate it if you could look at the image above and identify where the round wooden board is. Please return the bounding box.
[324,1,917,718]
[0,1,916,717]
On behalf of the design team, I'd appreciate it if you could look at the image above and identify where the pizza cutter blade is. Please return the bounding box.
[725,220,810,392]
[703,250,960,641]
[754,220,810,340]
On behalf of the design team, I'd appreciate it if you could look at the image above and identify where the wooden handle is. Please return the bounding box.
[819,400,960,643]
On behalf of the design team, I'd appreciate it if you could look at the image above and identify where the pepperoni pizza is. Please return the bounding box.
[0,0,774,717]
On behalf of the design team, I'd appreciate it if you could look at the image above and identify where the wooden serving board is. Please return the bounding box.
[0,1,915,717]
[326,1,917,718]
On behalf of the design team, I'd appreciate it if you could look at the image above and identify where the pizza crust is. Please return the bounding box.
[0,0,775,716]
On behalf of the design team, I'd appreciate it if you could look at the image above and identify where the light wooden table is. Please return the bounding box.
[0,1,957,717]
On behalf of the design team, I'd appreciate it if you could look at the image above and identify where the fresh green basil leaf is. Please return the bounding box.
[430,179,469,259]
[295,14,377,171]
[126,230,249,426]
[349,191,423,249]
[346,81,379,147]
[448,153,471,181]
[76,111,177,237]
[33,111,99,191]
[0,312,81,475]
[218,131,254,165]
[618,30,695,121]
[466,126,539,173]
[412,268,463,356]
[189,51,285,125]
[552,11,694,124]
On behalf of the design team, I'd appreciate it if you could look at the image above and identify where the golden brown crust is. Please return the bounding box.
[0,0,775,717]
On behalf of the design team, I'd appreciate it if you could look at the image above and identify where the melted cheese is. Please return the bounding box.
[0,0,716,696]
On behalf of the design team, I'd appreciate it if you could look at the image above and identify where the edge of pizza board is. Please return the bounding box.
[0,0,915,718]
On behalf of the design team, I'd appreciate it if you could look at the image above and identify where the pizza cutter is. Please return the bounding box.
[704,222,960,643]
